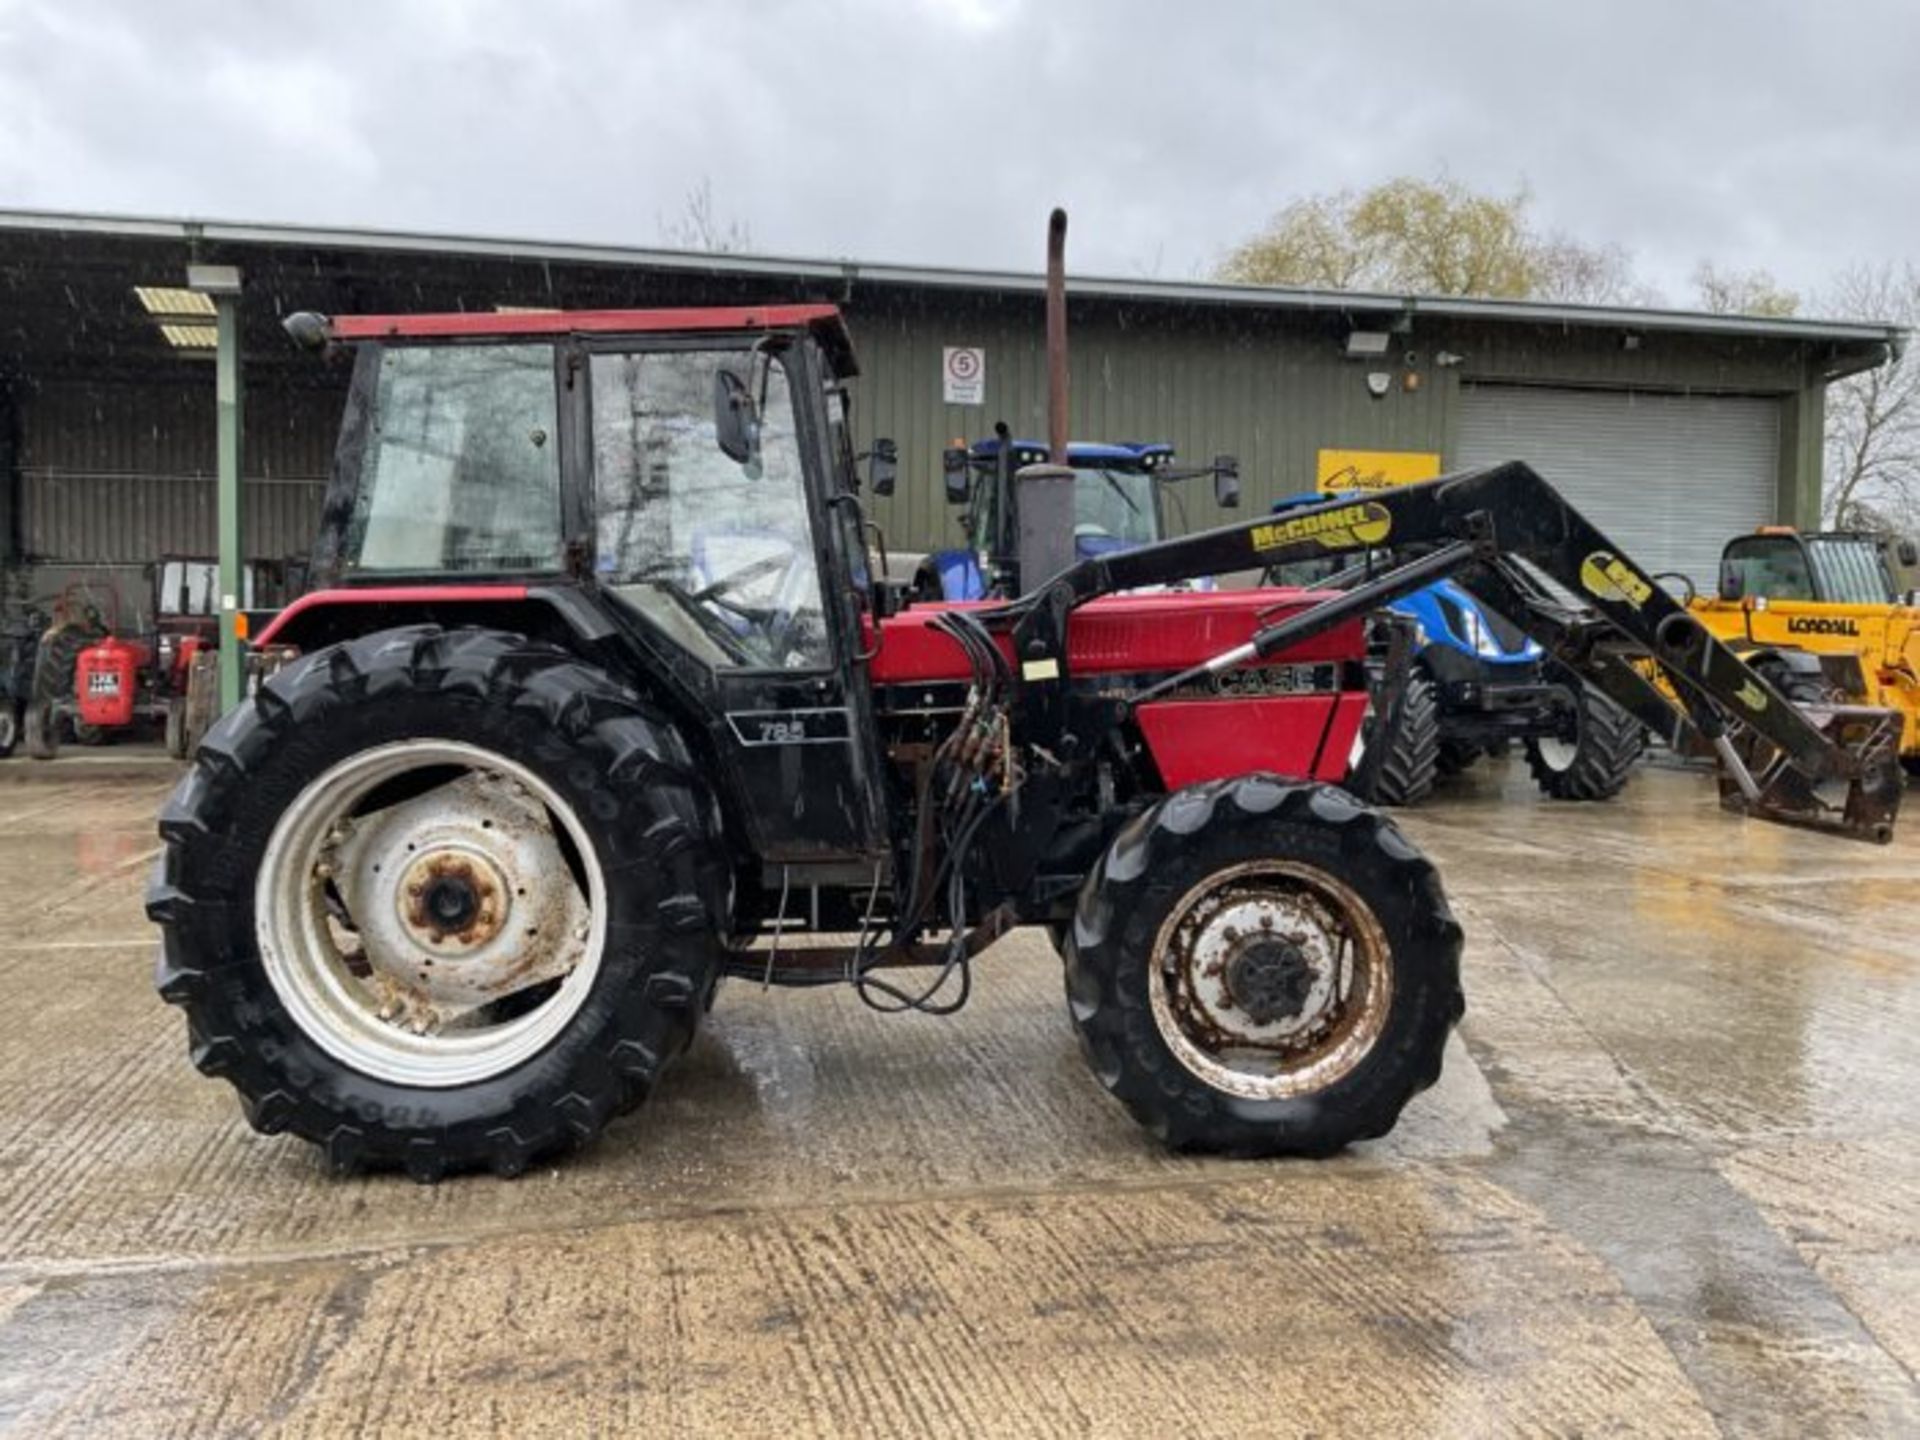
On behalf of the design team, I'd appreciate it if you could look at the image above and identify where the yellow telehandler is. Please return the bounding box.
[1676,527,1920,771]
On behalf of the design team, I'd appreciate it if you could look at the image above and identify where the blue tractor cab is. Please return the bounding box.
[1263,491,1642,806]
[915,430,1238,600]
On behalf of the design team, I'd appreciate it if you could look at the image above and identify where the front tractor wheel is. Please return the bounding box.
[1064,777,1463,1155]
[1524,680,1644,801]
[149,626,729,1180]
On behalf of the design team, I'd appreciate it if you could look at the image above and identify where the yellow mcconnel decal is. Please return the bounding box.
[1579,551,1654,608]
[1735,679,1769,713]
[1250,502,1392,554]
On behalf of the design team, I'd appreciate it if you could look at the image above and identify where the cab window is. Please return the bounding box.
[1721,536,1812,602]
[345,343,564,573]
[591,349,829,671]
[1805,538,1892,605]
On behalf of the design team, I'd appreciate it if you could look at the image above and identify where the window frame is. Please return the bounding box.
[575,333,850,680]
[318,338,577,585]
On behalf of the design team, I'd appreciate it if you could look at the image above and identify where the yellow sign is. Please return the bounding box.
[1316,449,1442,494]
[1250,501,1393,554]
[1579,551,1654,609]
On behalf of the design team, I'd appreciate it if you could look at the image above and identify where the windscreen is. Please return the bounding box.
[1074,468,1158,545]
[1721,536,1813,601]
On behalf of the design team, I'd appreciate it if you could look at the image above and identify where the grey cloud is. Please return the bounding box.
[0,0,1914,306]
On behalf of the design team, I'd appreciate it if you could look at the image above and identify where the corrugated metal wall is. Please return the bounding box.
[16,379,340,562]
[853,300,1450,553]
[846,298,1809,556]
[2,293,1819,611]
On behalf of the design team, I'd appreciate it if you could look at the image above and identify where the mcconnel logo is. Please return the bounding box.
[1579,551,1654,609]
[1250,502,1392,554]
[1786,616,1861,637]
[1735,679,1769,712]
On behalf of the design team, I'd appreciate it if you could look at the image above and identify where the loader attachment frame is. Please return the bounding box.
[989,462,1903,843]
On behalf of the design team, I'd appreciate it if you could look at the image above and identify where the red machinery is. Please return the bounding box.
[27,560,281,759]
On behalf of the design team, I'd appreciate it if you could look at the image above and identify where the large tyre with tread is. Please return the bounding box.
[164,698,189,759]
[0,704,16,758]
[1524,681,1643,801]
[150,625,731,1181]
[1350,669,1440,807]
[23,701,56,760]
[1064,776,1463,1155]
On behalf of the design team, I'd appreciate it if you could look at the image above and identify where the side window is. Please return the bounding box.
[347,344,562,572]
[592,350,829,670]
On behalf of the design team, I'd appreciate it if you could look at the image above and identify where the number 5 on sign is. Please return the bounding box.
[943,346,986,406]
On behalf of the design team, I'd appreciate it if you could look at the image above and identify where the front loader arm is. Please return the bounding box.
[998,461,1903,843]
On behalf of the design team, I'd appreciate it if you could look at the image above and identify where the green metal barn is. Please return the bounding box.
[0,209,1901,625]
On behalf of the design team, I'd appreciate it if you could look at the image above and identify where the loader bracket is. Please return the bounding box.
[1716,703,1903,844]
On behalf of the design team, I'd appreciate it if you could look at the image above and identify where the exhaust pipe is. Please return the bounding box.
[1045,208,1070,467]
[1015,209,1078,590]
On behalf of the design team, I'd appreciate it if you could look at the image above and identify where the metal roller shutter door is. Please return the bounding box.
[1457,384,1780,588]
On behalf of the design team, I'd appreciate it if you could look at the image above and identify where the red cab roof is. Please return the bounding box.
[324,304,857,373]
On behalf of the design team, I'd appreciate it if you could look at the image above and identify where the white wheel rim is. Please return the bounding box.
[1536,735,1579,771]
[1147,860,1392,1101]
[255,739,608,1088]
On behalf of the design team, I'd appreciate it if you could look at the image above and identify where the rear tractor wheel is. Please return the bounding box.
[1525,680,1643,801]
[1064,776,1463,1155]
[1348,668,1440,807]
[150,626,731,1180]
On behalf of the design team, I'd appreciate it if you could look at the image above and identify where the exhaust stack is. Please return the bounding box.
[1045,208,1070,467]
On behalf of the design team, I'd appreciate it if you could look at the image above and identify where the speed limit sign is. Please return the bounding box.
[943,346,986,405]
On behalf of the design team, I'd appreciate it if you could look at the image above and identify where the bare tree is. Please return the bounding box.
[1532,235,1664,306]
[658,176,753,253]
[1691,260,1798,317]
[1821,262,1920,530]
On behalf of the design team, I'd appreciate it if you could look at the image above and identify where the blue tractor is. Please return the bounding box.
[912,426,1239,600]
[1264,496,1644,806]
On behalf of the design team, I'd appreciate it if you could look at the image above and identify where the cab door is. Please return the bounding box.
[579,338,887,864]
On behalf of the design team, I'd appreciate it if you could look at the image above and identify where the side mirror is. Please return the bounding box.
[942,446,972,505]
[1899,539,1919,568]
[713,369,760,469]
[868,438,898,497]
[1214,456,1241,509]
[1720,562,1744,601]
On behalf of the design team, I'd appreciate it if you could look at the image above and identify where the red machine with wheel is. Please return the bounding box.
[149,217,1900,1182]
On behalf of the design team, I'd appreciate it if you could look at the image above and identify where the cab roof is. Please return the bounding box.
[970,437,1175,468]
[321,303,859,375]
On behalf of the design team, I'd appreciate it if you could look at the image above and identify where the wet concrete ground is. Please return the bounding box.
[0,757,1914,1436]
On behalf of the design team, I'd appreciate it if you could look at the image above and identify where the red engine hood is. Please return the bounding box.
[868,588,1359,684]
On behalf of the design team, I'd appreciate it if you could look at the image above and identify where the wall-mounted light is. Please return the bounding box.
[1621,333,1643,352]
[1434,350,1466,368]
[1346,330,1392,359]
[1366,372,1392,398]
[186,263,243,298]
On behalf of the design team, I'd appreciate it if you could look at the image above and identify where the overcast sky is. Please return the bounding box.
[1,0,1914,310]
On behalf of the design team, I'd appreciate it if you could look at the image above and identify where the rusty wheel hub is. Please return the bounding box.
[398,850,510,950]
[1148,861,1392,1101]
[1223,939,1314,1026]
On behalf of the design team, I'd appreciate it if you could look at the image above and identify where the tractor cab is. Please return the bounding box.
[923,433,1239,599]
[1716,527,1912,607]
[277,305,901,862]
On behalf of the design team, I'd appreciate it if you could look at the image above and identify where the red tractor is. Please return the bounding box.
[149,284,1900,1181]
[27,558,288,760]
